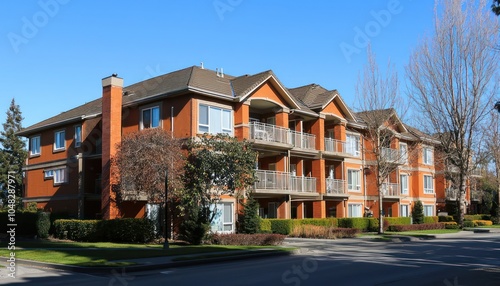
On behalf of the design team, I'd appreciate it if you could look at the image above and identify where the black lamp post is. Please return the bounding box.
[163,168,169,249]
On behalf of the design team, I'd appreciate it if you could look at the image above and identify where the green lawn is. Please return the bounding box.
[0,240,290,267]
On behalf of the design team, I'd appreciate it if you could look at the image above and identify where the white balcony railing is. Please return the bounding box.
[381,183,400,197]
[324,138,347,154]
[249,122,290,145]
[255,170,316,193]
[290,130,316,150]
[381,147,402,164]
[326,178,346,195]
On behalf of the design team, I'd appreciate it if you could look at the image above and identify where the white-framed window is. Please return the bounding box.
[424,205,434,216]
[424,175,434,194]
[400,174,409,195]
[210,202,234,233]
[141,106,160,129]
[423,146,433,165]
[44,168,67,184]
[400,205,409,217]
[30,135,41,156]
[347,169,361,191]
[198,104,232,135]
[400,142,408,164]
[74,125,82,147]
[54,130,65,151]
[346,133,360,157]
[348,204,362,217]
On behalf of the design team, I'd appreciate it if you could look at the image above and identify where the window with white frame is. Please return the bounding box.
[347,169,361,191]
[44,168,67,184]
[400,142,408,164]
[210,202,234,233]
[400,205,409,217]
[348,204,362,217]
[424,175,434,194]
[54,130,65,151]
[30,136,40,156]
[400,174,409,195]
[424,205,434,216]
[423,146,433,165]
[198,104,232,135]
[141,106,160,129]
[74,125,82,147]
[346,133,360,156]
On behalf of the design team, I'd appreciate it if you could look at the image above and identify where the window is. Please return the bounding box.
[30,136,40,156]
[268,202,278,219]
[424,205,434,216]
[210,202,234,232]
[400,205,409,217]
[400,143,408,164]
[74,125,82,147]
[141,106,160,129]
[44,168,67,184]
[346,134,360,156]
[54,130,65,151]
[347,169,361,191]
[424,175,434,194]
[348,204,362,217]
[400,174,409,195]
[423,147,433,165]
[198,104,232,135]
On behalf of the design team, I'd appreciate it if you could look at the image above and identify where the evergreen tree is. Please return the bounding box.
[0,99,27,206]
[412,200,424,224]
[238,195,260,234]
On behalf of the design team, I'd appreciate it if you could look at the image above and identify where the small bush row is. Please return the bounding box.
[289,225,360,239]
[388,223,445,232]
[438,216,455,222]
[210,233,285,246]
[464,214,491,221]
[423,216,439,224]
[442,222,459,229]
[53,218,155,243]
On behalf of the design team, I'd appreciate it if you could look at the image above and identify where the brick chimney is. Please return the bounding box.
[101,74,123,220]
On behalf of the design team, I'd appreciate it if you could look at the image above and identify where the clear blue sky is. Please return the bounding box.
[0,0,436,129]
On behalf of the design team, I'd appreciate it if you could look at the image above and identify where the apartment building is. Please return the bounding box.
[18,65,474,230]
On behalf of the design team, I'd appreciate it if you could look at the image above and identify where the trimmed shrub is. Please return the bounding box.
[388,223,445,232]
[259,219,272,233]
[473,220,493,226]
[423,216,439,224]
[54,219,99,241]
[269,219,300,235]
[442,222,459,229]
[299,218,338,227]
[338,218,371,231]
[438,216,455,222]
[385,217,411,226]
[412,201,424,224]
[464,214,491,221]
[211,233,285,246]
[36,212,51,239]
[462,221,475,228]
[289,224,360,239]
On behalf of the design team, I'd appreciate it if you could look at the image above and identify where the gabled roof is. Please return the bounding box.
[404,124,440,144]
[355,108,408,133]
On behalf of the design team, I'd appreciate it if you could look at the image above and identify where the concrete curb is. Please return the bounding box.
[13,249,292,274]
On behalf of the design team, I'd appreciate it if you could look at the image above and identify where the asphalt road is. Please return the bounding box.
[1,232,499,286]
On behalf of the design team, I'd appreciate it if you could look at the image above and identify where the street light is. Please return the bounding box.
[163,168,169,249]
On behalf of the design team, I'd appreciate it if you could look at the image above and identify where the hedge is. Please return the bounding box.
[442,222,459,229]
[423,216,439,224]
[260,219,272,233]
[338,218,371,231]
[464,214,491,221]
[472,220,493,226]
[384,217,411,226]
[53,218,155,243]
[211,233,285,245]
[289,225,360,239]
[388,223,445,232]
[299,218,338,227]
[438,216,455,222]
[36,212,51,239]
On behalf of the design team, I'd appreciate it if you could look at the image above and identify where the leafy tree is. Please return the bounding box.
[412,200,424,224]
[406,0,499,226]
[238,195,260,234]
[0,99,27,206]
[180,133,257,244]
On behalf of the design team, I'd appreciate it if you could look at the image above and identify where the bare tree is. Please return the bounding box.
[355,46,412,234]
[406,0,499,225]
[483,110,500,218]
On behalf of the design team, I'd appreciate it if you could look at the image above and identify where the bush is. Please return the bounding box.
[338,218,371,231]
[424,216,439,224]
[268,219,299,235]
[179,206,211,245]
[464,214,491,221]
[412,201,424,224]
[238,196,260,234]
[36,212,50,239]
[259,219,272,233]
[388,223,445,232]
[385,217,411,226]
[53,218,155,242]
[299,218,338,227]
[438,216,455,222]
[473,220,493,226]
[442,222,459,229]
[289,224,360,239]
[462,221,475,228]
[211,233,285,246]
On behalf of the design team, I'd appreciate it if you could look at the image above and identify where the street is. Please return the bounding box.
[1,232,499,286]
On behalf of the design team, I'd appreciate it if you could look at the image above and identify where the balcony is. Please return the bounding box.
[381,147,403,164]
[255,170,317,194]
[249,122,290,145]
[326,178,347,196]
[290,130,316,150]
[446,188,459,201]
[381,183,400,197]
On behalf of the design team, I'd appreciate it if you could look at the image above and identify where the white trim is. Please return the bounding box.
[423,174,434,194]
[30,135,41,156]
[347,168,361,192]
[140,104,162,130]
[53,129,66,152]
[197,100,233,136]
[74,125,82,147]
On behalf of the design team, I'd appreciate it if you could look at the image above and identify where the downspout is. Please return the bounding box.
[171,106,174,137]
